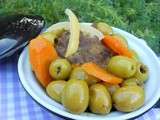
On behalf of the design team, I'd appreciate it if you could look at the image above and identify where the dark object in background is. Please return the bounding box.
[0,14,45,60]
[154,99,160,108]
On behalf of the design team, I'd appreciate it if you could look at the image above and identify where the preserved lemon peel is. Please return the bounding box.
[65,9,80,57]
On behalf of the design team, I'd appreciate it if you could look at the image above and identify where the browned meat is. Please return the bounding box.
[55,31,113,68]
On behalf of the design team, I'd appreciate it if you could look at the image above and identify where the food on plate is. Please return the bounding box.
[122,78,139,86]
[102,82,120,95]
[86,75,101,86]
[70,67,100,85]
[107,56,137,78]
[41,32,57,44]
[56,31,112,68]
[29,9,149,115]
[46,80,66,103]
[102,35,133,58]
[130,49,140,61]
[61,79,89,114]
[113,86,145,112]
[82,62,123,84]
[70,67,88,80]
[112,34,128,48]
[89,84,112,114]
[94,22,113,35]
[49,59,72,80]
[64,9,80,57]
[133,62,149,83]
[122,78,143,87]
[29,36,58,87]
[41,29,65,44]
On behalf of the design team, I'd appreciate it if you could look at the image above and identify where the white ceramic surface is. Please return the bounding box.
[18,24,160,120]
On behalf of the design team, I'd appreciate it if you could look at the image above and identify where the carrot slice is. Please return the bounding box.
[29,36,58,87]
[81,62,123,84]
[102,35,133,58]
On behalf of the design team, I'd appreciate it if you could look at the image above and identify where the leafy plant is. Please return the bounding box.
[0,0,160,54]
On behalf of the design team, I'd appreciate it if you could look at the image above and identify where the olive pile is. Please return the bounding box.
[46,55,149,114]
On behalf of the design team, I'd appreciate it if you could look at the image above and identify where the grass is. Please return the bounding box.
[0,0,160,54]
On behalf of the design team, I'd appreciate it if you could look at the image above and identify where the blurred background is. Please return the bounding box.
[0,0,159,54]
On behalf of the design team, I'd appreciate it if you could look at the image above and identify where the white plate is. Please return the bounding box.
[18,24,160,120]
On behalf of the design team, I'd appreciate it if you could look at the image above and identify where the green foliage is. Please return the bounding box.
[0,0,160,54]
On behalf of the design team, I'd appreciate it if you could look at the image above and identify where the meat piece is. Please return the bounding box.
[55,31,113,68]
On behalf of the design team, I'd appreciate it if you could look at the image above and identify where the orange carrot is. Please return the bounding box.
[102,35,133,58]
[72,64,80,69]
[29,36,58,87]
[81,62,123,84]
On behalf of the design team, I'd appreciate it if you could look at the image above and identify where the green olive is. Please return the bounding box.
[102,82,120,95]
[61,79,89,114]
[112,34,128,48]
[107,56,137,78]
[89,84,112,114]
[134,62,149,83]
[41,29,65,44]
[86,75,101,86]
[122,78,138,86]
[70,67,88,80]
[130,49,140,61]
[52,29,65,37]
[122,78,143,87]
[46,80,66,103]
[70,67,100,85]
[94,22,113,35]
[113,86,145,112]
[49,59,72,80]
[41,32,57,44]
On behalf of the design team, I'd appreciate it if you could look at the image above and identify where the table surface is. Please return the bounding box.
[0,52,160,120]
